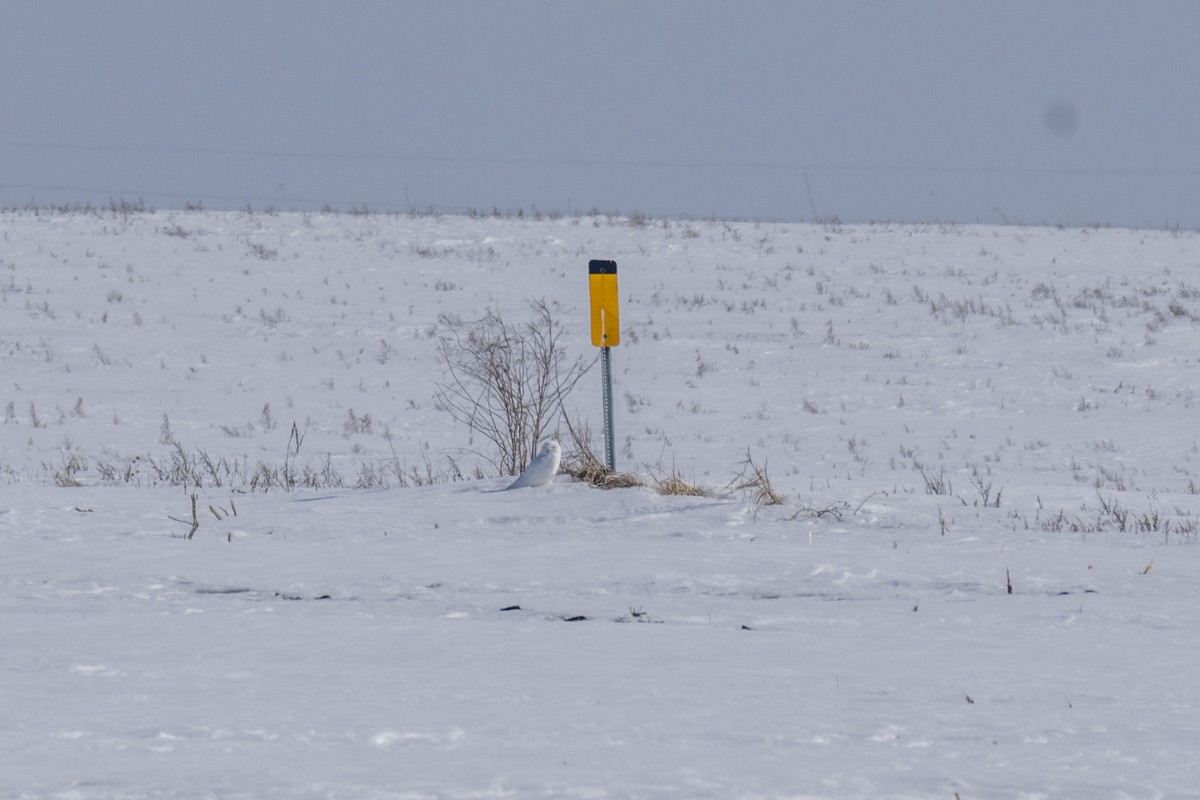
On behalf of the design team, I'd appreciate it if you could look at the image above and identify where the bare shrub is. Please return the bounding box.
[920,466,952,495]
[247,241,278,260]
[434,298,592,476]
[969,465,1002,507]
[51,454,88,487]
[343,408,373,436]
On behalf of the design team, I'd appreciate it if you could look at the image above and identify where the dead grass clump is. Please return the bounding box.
[559,415,642,489]
[729,449,784,507]
[652,471,708,496]
[559,441,642,490]
[562,457,643,489]
[646,462,708,497]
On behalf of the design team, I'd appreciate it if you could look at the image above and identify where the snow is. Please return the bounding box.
[3,209,1200,798]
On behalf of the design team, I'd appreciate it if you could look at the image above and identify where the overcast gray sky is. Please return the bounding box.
[3,1,1199,226]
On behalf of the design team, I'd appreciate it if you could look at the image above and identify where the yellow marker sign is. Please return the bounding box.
[588,259,620,347]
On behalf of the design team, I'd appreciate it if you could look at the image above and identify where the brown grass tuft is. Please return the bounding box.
[646,462,708,497]
[729,449,785,507]
[651,472,708,496]
[560,448,643,489]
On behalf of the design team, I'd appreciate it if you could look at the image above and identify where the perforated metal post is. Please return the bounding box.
[601,345,615,472]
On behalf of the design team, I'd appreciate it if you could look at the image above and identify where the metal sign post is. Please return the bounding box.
[601,346,615,471]
[588,259,620,472]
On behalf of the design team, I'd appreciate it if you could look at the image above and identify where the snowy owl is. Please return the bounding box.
[504,440,561,489]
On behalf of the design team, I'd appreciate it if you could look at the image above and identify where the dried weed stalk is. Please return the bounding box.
[729,449,785,507]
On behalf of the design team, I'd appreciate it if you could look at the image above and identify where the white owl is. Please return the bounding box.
[504,440,562,489]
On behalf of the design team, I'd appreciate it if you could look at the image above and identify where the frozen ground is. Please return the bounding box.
[3,208,1200,798]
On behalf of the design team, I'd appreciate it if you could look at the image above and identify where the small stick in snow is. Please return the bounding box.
[187,494,199,539]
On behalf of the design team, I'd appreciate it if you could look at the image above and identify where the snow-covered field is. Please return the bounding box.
[4,208,1200,798]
